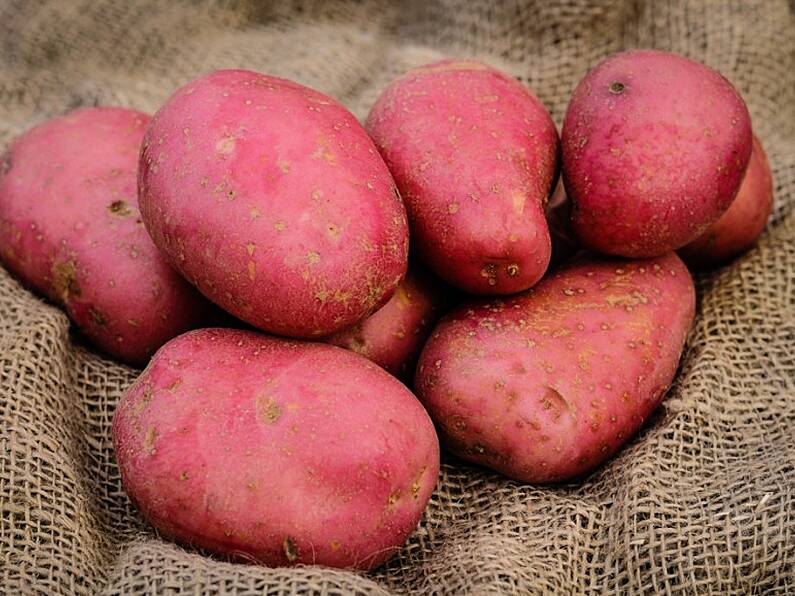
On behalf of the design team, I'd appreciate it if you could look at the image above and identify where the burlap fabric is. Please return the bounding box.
[1,0,793,593]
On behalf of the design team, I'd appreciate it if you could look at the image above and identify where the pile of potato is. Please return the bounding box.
[0,49,773,570]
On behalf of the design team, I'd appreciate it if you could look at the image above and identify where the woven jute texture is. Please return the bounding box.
[1,1,794,593]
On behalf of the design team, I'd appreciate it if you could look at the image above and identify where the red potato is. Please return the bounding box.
[679,135,773,267]
[113,328,440,570]
[326,264,448,378]
[367,60,559,294]
[562,50,752,257]
[415,252,695,483]
[139,69,409,339]
[0,107,211,365]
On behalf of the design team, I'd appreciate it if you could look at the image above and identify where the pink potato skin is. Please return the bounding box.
[679,135,773,267]
[326,264,448,379]
[112,328,440,570]
[366,60,559,294]
[562,50,752,257]
[139,69,408,339]
[0,108,211,365]
[415,252,695,483]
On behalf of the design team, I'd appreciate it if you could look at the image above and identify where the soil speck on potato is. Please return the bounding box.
[51,260,81,302]
[282,536,299,562]
[108,200,133,216]
[143,427,157,454]
[133,387,152,416]
[480,264,497,286]
[256,394,282,424]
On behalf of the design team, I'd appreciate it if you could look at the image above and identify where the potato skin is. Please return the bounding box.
[326,264,448,378]
[113,328,439,570]
[562,50,752,257]
[139,69,409,338]
[415,252,695,483]
[679,135,773,267]
[0,107,211,365]
[366,60,559,294]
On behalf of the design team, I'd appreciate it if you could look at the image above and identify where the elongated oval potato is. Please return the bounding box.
[139,69,409,338]
[327,264,449,378]
[562,50,752,257]
[415,252,695,483]
[0,107,211,365]
[113,328,440,570]
[680,135,773,267]
[367,59,559,294]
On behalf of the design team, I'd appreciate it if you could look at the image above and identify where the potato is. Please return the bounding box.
[366,59,559,294]
[679,135,773,267]
[113,328,440,570]
[326,264,449,378]
[0,107,211,365]
[139,69,409,339]
[562,49,752,257]
[415,252,695,483]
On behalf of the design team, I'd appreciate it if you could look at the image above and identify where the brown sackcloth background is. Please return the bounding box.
[1,0,794,593]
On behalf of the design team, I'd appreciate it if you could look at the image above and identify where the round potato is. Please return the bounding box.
[139,69,409,338]
[0,107,211,365]
[113,328,440,570]
[327,264,449,379]
[680,135,773,267]
[562,50,752,257]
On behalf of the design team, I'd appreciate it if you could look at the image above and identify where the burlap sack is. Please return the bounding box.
[1,0,793,593]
